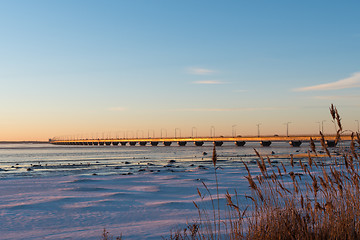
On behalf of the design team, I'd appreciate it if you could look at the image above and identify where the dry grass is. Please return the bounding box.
[103,104,360,240]
[101,228,122,240]
[165,104,360,240]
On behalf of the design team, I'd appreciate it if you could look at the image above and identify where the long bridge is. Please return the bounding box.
[49,135,354,147]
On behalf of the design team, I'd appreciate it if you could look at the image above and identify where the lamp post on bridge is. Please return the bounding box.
[136,130,144,139]
[116,131,123,139]
[161,128,167,138]
[148,129,155,138]
[256,123,261,137]
[210,126,215,137]
[232,125,237,137]
[120,131,125,139]
[126,130,134,139]
[192,127,197,138]
[175,128,181,138]
[284,122,291,137]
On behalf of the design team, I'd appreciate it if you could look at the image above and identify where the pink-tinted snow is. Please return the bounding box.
[0,166,253,239]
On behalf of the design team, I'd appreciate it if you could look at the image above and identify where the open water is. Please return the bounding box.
[0,142,310,179]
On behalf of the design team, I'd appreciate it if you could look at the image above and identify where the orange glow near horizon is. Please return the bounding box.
[1,109,359,142]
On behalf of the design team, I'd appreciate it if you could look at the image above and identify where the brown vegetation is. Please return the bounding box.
[103,105,360,239]
[165,104,360,240]
[101,228,122,240]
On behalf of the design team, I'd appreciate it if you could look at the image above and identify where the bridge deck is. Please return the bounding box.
[50,135,353,144]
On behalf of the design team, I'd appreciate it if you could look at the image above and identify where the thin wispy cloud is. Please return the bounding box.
[187,67,216,75]
[192,80,226,84]
[294,72,360,91]
[313,95,360,100]
[107,107,127,112]
[175,107,287,112]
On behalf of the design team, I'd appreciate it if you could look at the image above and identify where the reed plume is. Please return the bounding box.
[162,104,360,240]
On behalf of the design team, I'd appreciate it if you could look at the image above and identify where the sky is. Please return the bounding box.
[0,0,359,141]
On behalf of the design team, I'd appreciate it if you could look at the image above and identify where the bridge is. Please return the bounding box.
[49,135,354,147]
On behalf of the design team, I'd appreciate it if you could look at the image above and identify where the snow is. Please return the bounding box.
[0,166,238,239]
[0,143,314,239]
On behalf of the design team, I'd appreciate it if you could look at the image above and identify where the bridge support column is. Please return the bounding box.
[151,142,159,146]
[235,141,246,146]
[289,140,302,147]
[194,141,204,146]
[260,141,272,147]
[326,140,337,147]
[178,141,187,146]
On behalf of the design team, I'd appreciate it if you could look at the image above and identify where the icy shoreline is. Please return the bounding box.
[0,143,319,239]
[0,161,256,239]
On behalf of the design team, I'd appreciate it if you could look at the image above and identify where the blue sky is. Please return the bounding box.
[0,0,359,140]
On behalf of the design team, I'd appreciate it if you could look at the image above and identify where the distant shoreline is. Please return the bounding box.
[0,141,49,144]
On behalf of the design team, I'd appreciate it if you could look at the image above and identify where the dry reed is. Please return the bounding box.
[101,228,122,240]
[163,104,360,240]
[105,105,360,240]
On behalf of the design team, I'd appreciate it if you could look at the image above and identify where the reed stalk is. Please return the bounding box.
[107,104,360,240]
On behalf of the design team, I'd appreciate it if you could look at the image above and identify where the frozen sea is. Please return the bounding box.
[0,141,329,239]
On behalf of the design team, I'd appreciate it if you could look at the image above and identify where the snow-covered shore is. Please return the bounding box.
[0,143,311,239]
[0,161,257,239]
